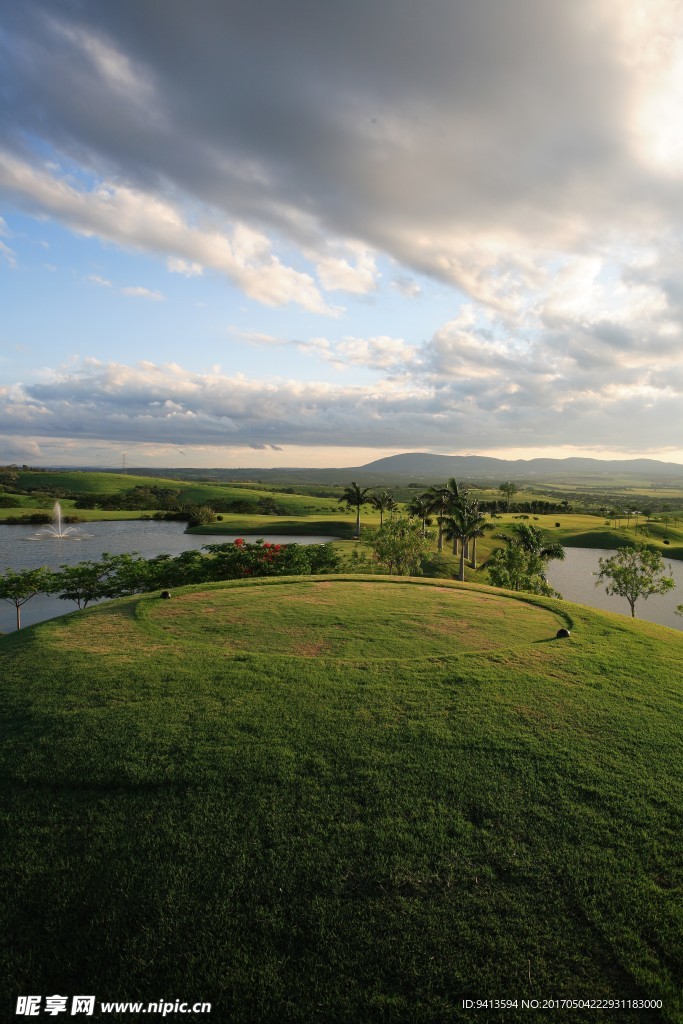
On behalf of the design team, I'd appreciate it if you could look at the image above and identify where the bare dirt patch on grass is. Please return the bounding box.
[45,604,167,658]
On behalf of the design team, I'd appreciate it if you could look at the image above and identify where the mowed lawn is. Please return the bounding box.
[0,577,682,1023]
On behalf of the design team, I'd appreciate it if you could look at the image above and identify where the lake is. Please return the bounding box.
[0,522,334,632]
[546,547,682,631]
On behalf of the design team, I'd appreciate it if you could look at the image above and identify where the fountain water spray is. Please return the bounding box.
[42,501,78,538]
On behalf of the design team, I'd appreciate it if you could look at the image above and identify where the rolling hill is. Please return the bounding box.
[1,576,681,1022]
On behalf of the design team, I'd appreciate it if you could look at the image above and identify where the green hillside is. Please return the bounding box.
[6,470,340,515]
[1,578,681,1022]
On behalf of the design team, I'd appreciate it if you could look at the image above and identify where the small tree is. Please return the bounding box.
[594,544,675,618]
[53,560,112,610]
[146,550,207,588]
[499,482,518,511]
[53,553,151,609]
[185,504,218,528]
[370,517,431,575]
[0,566,56,629]
[486,545,558,596]
[484,523,565,593]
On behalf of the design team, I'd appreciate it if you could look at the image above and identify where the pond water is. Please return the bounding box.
[546,547,682,631]
[0,522,333,633]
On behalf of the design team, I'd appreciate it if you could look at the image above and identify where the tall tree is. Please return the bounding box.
[338,481,372,539]
[425,478,466,552]
[444,503,492,581]
[498,481,518,511]
[370,491,397,527]
[407,494,434,538]
[594,544,675,618]
[466,511,495,570]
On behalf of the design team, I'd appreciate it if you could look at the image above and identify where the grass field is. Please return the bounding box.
[1,576,681,1022]
[519,514,683,562]
[5,470,341,515]
[4,471,683,563]
[189,513,358,538]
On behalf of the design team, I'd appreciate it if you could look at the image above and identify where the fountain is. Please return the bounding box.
[36,502,81,539]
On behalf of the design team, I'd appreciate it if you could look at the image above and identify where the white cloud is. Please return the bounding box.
[0,151,337,315]
[0,239,17,268]
[238,330,292,347]
[334,335,417,370]
[235,331,417,372]
[167,257,203,277]
[4,1,675,308]
[87,274,164,300]
[120,285,165,301]
[315,246,379,294]
[3,2,683,458]
[2,351,680,455]
[391,275,421,298]
[47,18,156,103]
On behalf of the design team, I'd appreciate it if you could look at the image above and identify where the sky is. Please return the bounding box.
[1,0,683,470]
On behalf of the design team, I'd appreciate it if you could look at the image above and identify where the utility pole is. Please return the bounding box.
[122,452,127,475]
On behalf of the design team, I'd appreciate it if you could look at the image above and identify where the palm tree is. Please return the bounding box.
[506,523,565,562]
[407,494,434,538]
[370,491,397,527]
[444,503,492,581]
[338,481,372,538]
[425,478,466,552]
[466,512,494,570]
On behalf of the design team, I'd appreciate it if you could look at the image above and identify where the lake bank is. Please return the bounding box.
[0,522,334,632]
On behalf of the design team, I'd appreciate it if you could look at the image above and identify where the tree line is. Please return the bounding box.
[0,540,341,630]
[340,478,567,588]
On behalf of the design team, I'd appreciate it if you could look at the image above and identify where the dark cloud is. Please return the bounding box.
[0,0,653,277]
[2,352,680,454]
[1,2,683,458]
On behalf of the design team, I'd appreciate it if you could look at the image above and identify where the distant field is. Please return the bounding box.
[541,478,683,495]
[0,506,157,522]
[4,472,682,561]
[192,510,683,565]
[0,576,681,1022]
[6,471,341,514]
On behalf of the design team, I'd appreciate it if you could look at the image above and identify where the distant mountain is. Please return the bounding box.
[109,452,683,486]
[351,453,683,481]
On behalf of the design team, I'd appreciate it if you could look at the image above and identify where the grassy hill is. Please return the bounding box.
[4,470,341,516]
[1,578,682,1022]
